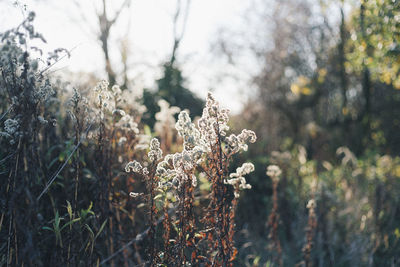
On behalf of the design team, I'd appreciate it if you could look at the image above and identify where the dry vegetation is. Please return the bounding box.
[1,1,400,266]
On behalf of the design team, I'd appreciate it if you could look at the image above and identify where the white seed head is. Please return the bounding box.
[266,165,282,180]
[125,160,143,173]
[148,138,163,162]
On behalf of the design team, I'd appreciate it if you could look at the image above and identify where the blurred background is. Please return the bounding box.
[1,0,400,266]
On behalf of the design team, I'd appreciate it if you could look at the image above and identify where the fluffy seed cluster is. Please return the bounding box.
[148,138,163,162]
[226,163,254,197]
[4,118,19,135]
[92,80,140,135]
[125,160,148,175]
[93,80,112,112]
[267,165,282,183]
[127,92,256,197]
[175,111,202,149]
[125,160,142,173]
[198,93,230,147]
[0,118,21,144]
[306,199,316,209]
[225,129,257,154]
[155,146,202,189]
[155,155,176,182]
[156,92,257,190]
[116,113,139,134]
[154,99,180,134]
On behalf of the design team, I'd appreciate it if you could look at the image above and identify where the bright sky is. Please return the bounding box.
[0,0,258,113]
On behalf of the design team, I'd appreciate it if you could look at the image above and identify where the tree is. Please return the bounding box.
[142,0,203,127]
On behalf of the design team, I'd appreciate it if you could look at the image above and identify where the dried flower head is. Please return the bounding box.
[125,160,143,174]
[93,80,112,110]
[4,118,19,135]
[175,110,202,149]
[225,163,255,196]
[197,93,230,146]
[155,99,180,134]
[116,114,139,134]
[267,165,282,182]
[148,138,163,162]
[307,199,316,209]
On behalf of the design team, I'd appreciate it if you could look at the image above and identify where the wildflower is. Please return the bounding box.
[197,93,222,146]
[232,162,255,177]
[148,138,163,162]
[191,146,204,163]
[94,80,109,93]
[93,80,112,111]
[267,165,282,183]
[154,99,180,134]
[237,129,257,144]
[125,160,143,173]
[225,162,254,195]
[111,84,122,98]
[306,199,316,209]
[4,118,19,135]
[116,114,139,134]
[175,110,201,149]
[225,129,257,154]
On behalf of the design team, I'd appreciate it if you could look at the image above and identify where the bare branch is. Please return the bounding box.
[170,0,192,64]
[110,0,131,25]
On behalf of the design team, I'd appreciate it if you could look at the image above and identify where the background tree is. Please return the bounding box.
[142,0,203,127]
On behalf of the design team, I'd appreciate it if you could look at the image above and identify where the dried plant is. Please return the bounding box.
[302,177,317,267]
[124,92,257,266]
[266,165,283,266]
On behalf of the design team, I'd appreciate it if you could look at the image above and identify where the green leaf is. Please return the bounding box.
[66,200,72,220]
[95,219,108,240]
[84,223,94,239]
[60,218,80,231]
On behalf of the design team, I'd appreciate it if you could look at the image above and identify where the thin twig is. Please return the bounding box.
[0,152,16,165]
[0,105,12,122]
[37,46,77,77]
[36,121,92,201]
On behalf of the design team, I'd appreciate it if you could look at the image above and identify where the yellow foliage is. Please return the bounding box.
[301,87,312,95]
[318,68,327,83]
[394,165,400,178]
[297,76,310,86]
[290,76,312,95]
[381,71,392,85]
[290,84,300,95]
[394,78,400,90]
